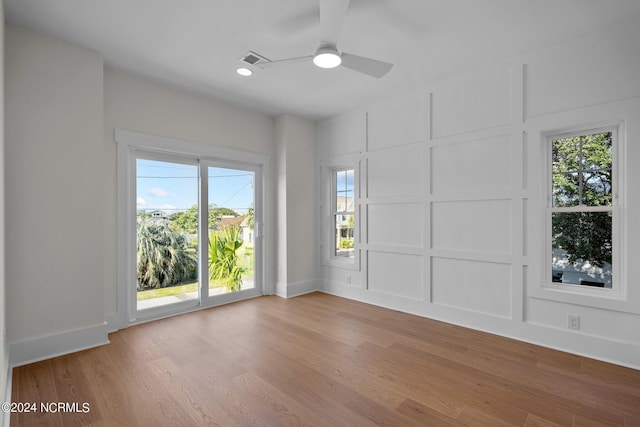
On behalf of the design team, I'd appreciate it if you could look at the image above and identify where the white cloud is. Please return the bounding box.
[136,197,147,207]
[149,187,169,198]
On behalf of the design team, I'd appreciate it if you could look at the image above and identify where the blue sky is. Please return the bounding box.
[136,159,254,215]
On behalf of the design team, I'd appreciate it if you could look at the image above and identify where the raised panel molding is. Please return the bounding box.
[367,251,423,300]
[318,18,640,369]
[367,202,424,249]
[524,22,640,119]
[432,257,512,318]
[431,199,512,254]
[366,145,424,198]
[431,133,512,194]
[431,67,512,139]
[367,93,427,151]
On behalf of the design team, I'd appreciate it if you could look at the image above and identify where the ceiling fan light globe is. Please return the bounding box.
[313,47,342,69]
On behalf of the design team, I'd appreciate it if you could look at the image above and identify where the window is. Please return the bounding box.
[547,128,618,291]
[333,168,355,260]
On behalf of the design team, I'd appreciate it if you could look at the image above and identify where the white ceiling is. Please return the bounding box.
[5,0,640,120]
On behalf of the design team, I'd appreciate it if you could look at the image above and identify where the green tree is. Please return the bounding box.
[169,205,199,233]
[136,217,197,290]
[553,212,612,267]
[246,204,254,229]
[208,225,243,292]
[552,133,612,207]
[169,204,239,233]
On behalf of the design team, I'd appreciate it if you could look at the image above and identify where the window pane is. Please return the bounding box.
[208,166,255,295]
[345,169,354,192]
[335,214,355,258]
[552,137,580,173]
[336,191,347,213]
[551,211,612,288]
[345,190,354,211]
[583,171,612,206]
[552,172,580,207]
[581,132,612,170]
[335,169,354,214]
[336,170,346,193]
[552,132,613,207]
[136,159,199,310]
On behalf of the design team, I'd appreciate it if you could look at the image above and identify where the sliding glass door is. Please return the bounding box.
[131,152,262,320]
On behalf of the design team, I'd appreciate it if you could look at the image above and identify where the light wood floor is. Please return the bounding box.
[10,292,640,426]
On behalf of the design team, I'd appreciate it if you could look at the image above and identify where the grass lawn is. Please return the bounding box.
[136,273,253,301]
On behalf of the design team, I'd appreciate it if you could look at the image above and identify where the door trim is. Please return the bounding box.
[114,129,269,329]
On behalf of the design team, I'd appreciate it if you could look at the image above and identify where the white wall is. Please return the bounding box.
[318,16,640,368]
[4,25,314,367]
[103,68,276,323]
[274,114,317,297]
[5,26,107,364]
[0,2,8,422]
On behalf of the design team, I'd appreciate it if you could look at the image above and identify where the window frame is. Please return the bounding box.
[542,125,623,298]
[114,129,268,328]
[332,167,356,261]
[321,155,359,270]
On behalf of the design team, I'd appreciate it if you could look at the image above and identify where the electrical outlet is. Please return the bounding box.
[346,275,351,284]
[567,314,580,330]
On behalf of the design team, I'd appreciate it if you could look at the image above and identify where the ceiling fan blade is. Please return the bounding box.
[319,0,350,46]
[258,55,313,69]
[341,52,393,78]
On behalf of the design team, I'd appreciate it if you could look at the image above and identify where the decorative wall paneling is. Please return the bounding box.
[319,16,640,368]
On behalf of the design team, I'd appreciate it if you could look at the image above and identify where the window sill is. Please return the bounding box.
[323,258,359,271]
[529,282,640,314]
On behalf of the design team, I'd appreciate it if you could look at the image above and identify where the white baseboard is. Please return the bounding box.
[106,311,127,333]
[9,323,109,368]
[275,282,288,298]
[275,279,320,298]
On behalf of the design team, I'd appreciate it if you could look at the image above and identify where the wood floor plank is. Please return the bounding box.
[49,354,103,426]
[228,327,380,426]
[230,371,335,427]
[10,293,640,426]
[523,413,566,427]
[386,341,616,426]
[12,360,62,426]
[355,341,535,425]
[395,398,467,426]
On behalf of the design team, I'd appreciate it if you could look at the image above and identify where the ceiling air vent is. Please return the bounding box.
[240,51,269,66]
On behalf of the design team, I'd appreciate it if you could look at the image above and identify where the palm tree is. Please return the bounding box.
[208,225,243,292]
[136,217,197,290]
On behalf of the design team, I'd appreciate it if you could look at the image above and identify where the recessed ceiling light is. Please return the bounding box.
[236,67,253,76]
[313,45,342,69]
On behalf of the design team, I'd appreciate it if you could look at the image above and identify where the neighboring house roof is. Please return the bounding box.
[149,210,167,219]
[218,215,247,228]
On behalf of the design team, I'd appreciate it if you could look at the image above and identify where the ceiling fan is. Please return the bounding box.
[259,0,393,78]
